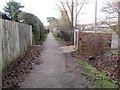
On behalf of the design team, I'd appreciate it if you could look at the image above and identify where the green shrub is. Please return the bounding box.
[20,12,45,42]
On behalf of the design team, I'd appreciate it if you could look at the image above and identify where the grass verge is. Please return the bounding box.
[76,59,119,88]
[42,34,48,41]
[53,33,64,43]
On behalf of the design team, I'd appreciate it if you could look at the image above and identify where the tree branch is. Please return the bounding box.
[76,0,86,16]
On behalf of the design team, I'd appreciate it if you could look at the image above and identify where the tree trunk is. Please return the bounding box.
[69,0,74,44]
[71,0,74,31]
[75,0,78,29]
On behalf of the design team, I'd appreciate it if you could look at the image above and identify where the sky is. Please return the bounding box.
[0,0,115,26]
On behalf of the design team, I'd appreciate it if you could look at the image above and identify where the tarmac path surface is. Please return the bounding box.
[20,33,94,88]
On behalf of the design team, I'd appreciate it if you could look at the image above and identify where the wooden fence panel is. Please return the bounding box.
[0,19,32,71]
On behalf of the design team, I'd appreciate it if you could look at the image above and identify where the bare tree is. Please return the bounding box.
[101,1,118,22]
[56,0,87,42]
[74,0,86,27]
[101,1,120,50]
[59,10,71,32]
[56,0,87,30]
[101,1,120,36]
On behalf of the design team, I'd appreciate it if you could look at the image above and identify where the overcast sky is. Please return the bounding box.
[0,0,115,26]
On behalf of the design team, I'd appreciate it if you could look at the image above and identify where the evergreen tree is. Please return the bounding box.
[4,0,24,22]
[20,12,45,41]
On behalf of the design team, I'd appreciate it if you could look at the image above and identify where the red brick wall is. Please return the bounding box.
[78,32,112,55]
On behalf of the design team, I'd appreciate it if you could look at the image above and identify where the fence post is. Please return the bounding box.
[74,29,79,49]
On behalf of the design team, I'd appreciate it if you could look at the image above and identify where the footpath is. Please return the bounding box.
[20,33,94,88]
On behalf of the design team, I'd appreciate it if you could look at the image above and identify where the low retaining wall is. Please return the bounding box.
[0,19,32,71]
[77,32,112,55]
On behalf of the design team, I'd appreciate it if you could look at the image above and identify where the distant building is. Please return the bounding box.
[76,23,115,30]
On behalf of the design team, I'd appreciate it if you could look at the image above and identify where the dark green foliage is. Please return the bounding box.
[4,0,24,22]
[3,1,46,42]
[20,12,45,42]
[57,30,74,43]
[59,31,70,41]
[53,34,64,42]
[46,17,59,30]
[44,29,49,34]
[46,17,58,24]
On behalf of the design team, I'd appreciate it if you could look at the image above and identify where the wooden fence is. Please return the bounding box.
[0,19,32,71]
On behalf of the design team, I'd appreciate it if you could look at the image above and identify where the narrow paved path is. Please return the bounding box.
[20,33,93,88]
